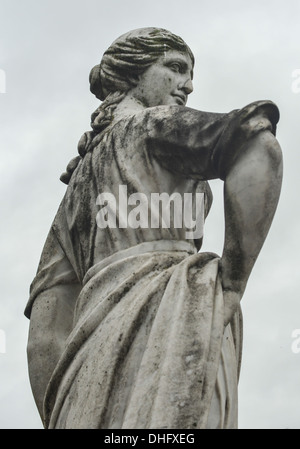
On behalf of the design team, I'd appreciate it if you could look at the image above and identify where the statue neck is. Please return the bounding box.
[113,94,146,122]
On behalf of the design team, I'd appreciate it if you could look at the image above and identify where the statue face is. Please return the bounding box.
[131,50,194,107]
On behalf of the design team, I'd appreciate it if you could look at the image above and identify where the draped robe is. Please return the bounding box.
[25,101,279,429]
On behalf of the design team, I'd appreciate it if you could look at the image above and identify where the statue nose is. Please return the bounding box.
[182,79,193,95]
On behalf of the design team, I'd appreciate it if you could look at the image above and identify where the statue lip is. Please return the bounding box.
[172,93,186,105]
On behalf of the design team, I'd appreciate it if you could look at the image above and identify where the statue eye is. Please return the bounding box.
[169,62,181,72]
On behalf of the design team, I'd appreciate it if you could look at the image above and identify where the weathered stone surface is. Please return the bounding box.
[25,27,283,429]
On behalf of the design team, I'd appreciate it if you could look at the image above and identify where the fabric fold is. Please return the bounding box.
[43,249,241,429]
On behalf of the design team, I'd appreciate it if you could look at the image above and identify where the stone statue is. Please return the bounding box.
[25,27,283,429]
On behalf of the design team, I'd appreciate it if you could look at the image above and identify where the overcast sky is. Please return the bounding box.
[0,0,300,429]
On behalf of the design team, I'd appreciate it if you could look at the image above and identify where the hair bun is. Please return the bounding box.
[89,64,104,101]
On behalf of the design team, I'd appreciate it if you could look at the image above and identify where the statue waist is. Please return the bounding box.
[83,239,197,286]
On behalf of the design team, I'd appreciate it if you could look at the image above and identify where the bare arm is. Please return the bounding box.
[26,228,81,422]
[219,110,283,325]
[27,284,80,422]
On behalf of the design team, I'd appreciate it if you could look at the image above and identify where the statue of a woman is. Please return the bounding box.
[25,27,283,429]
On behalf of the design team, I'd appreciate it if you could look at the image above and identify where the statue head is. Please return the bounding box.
[89,27,195,102]
[61,28,195,184]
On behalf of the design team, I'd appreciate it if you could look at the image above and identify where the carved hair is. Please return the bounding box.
[60,27,194,184]
[89,27,194,101]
